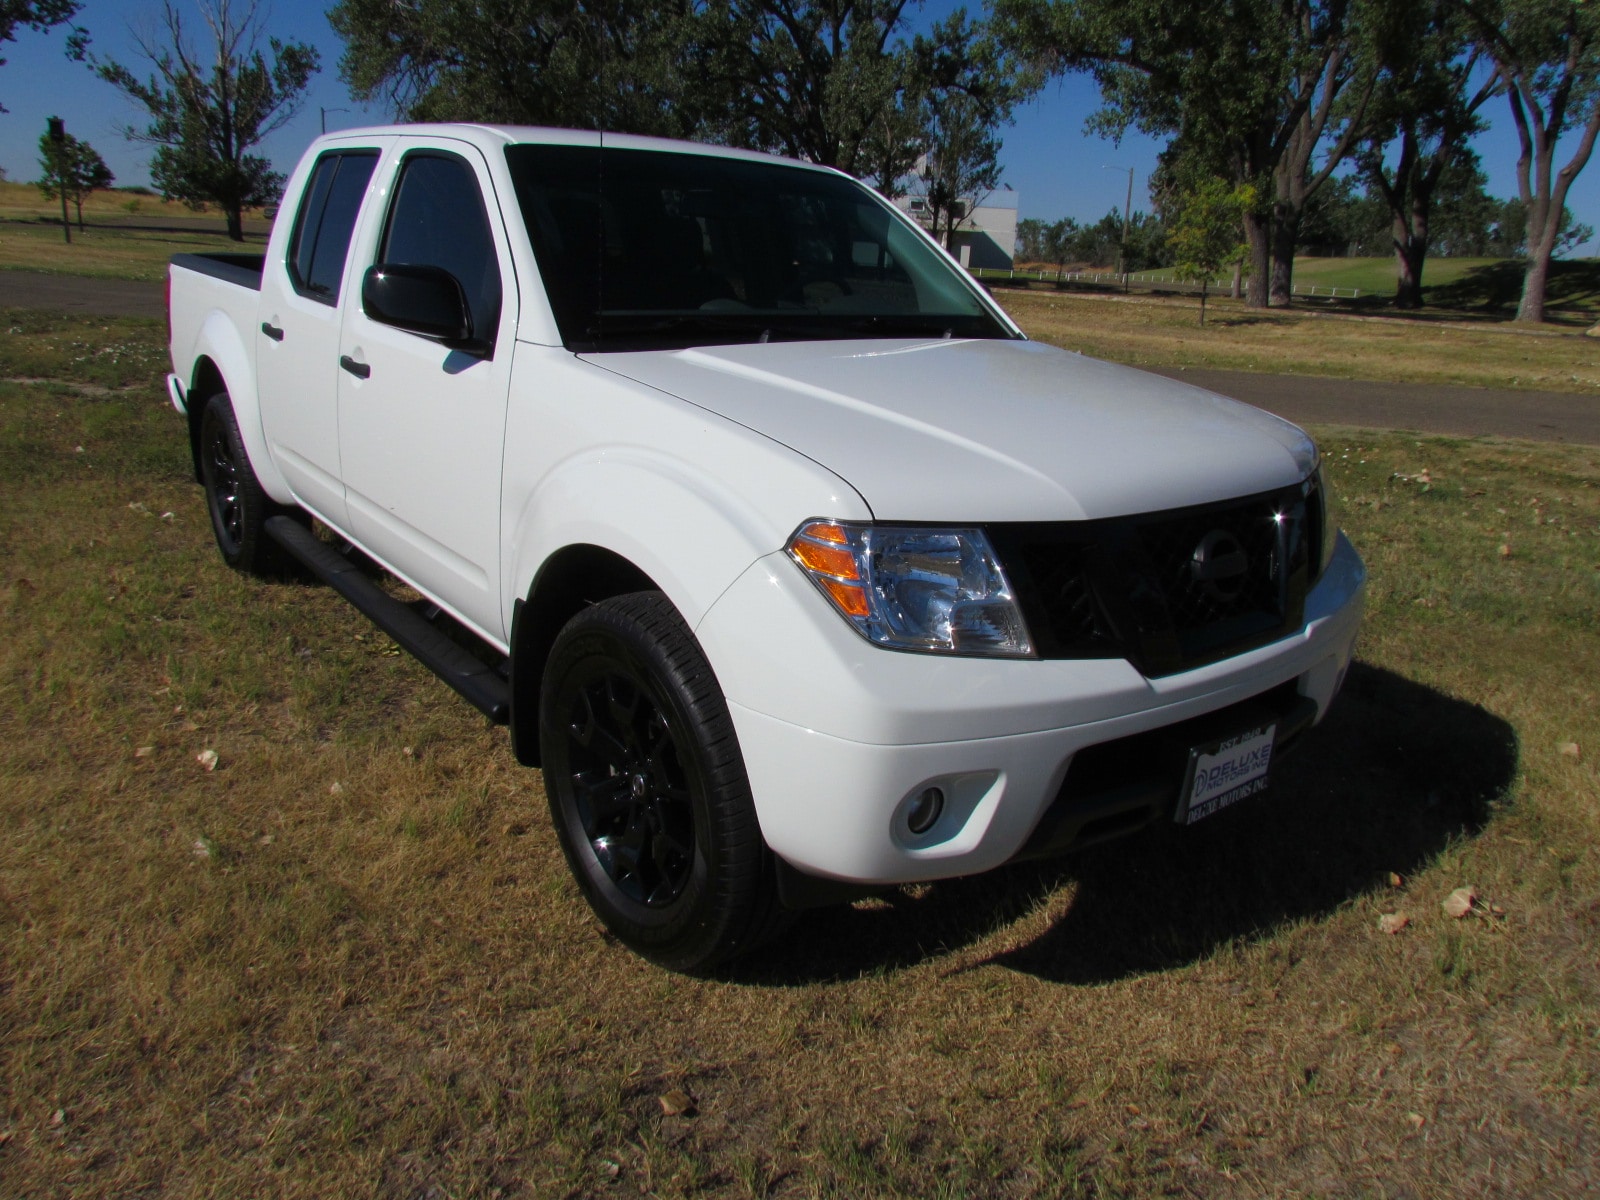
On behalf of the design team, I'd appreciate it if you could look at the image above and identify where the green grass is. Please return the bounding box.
[992,255,1600,322]
[0,180,271,281]
[1287,254,1518,294]
[1,311,1598,1197]
[995,288,1600,392]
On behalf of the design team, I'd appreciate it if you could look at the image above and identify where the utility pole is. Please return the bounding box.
[1103,164,1134,291]
[48,117,71,245]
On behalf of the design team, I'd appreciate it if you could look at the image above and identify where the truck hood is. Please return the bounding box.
[582,337,1317,522]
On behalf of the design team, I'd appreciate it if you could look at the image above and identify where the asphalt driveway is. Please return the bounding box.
[5,268,1597,445]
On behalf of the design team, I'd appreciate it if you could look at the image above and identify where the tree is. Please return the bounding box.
[1425,159,1504,255]
[1168,178,1253,324]
[915,93,1004,246]
[905,9,1028,237]
[95,0,318,241]
[330,0,702,135]
[1347,0,1496,307]
[1467,0,1600,322]
[698,2,1026,182]
[1,0,85,111]
[996,0,1363,308]
[37,126,114,230]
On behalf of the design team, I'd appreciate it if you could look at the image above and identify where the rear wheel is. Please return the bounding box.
[198,391,289,576]
[539,592,783,972]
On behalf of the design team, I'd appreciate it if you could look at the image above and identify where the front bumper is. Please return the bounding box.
[694,533,1366,884]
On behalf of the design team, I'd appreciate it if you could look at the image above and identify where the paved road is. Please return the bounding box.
[1147,366,1600,447]
[3,269,168,320]
[5,268,1597,445]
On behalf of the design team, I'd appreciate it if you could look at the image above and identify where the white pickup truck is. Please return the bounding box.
[166,124,1365,971]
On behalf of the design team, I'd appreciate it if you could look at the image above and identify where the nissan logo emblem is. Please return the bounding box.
[1190,529,1249,601]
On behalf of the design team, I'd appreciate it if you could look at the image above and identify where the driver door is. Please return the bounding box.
[335,141,518,642]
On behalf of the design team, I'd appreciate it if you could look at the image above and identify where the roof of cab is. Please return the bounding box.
[311,123,840,175]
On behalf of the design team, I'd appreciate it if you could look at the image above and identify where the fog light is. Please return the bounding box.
[906,786,945,835]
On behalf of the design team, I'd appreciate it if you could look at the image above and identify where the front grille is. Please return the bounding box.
[990,482,1313,677]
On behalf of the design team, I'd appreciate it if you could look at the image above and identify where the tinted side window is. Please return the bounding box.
[288,151,378,303]
[380,153,502,342]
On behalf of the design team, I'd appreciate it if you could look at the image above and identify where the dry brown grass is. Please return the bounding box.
[995,287,1600,395]
[1,312,1597,1197]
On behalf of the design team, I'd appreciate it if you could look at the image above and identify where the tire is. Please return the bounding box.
[539,592,784,972]
[198,391,288,576]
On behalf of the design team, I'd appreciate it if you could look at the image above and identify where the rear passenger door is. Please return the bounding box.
[256,146,381,529]
[336,141,517,643]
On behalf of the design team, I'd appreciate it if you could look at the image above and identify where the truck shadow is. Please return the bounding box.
[732,663,1517,986]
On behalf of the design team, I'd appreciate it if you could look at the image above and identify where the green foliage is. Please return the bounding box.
[330,0,701,134]
[900,9,1029,223]
[328,0,1029,197]
[1016,209,1168,269]
[995,0,1360,307]
[1168,179,1253,281]
[36,123,113,229]
[1167,178,1253,322]
[94,0,318,241]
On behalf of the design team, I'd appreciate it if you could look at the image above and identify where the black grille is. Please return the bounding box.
[990,482,1313,677]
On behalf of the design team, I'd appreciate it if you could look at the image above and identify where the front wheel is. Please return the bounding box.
[539,592,783,972]
[198,391,288,576]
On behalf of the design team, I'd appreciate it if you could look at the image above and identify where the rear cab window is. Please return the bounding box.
[288,151,379,304]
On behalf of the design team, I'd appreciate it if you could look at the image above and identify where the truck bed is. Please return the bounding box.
[170,252,265,291]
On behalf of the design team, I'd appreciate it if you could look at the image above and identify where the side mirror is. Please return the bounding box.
[363,263,473,344]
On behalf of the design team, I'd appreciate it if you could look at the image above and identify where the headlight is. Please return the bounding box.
[786,521,1034,657]
[1308,459,1337,579]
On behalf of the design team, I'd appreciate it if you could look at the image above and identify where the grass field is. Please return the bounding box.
[994,289,1600,394]
[0,181,269,281]
[1,310,1597,1197]
[1286,255,1492,294]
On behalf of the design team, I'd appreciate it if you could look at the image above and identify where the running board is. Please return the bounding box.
[265,516,510,723]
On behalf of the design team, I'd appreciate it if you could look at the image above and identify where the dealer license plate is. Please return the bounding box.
[1177,723,1277,825]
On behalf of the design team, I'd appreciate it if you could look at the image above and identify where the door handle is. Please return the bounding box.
[261,322,284,341]
[339,355,371,380]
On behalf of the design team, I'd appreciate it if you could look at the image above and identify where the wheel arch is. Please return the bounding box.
[180,309,293,502]
[508,543,660,767]
[185,355,228,482]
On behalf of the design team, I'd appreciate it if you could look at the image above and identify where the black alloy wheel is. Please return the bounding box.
[197,392,289,576]
[202,401,246,557]
[539,592,784,972]
[562,665,696,908]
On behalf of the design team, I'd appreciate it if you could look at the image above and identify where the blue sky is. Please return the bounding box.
[1,0,1595,256]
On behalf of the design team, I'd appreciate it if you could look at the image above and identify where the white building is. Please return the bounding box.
[894,185,1018,270]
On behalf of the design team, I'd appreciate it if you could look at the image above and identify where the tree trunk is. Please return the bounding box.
[226,205,245,242]
[1230,262,1243,299]
[74,197,85,231]
[1243,210,1271,308]
[1269,203,1300,307]
[1199,278,1209,327]
[1516,252,1550,324]
[1392,201,1429,310]
[1394,240,1425,309]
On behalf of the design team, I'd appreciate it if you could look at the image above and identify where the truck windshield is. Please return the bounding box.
[504,143,1015,352]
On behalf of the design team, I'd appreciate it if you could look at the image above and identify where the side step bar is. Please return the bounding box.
[265,516,510,723]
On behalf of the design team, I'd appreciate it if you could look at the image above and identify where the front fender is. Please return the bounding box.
[500,345,872,637]
[507,445,853,634]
